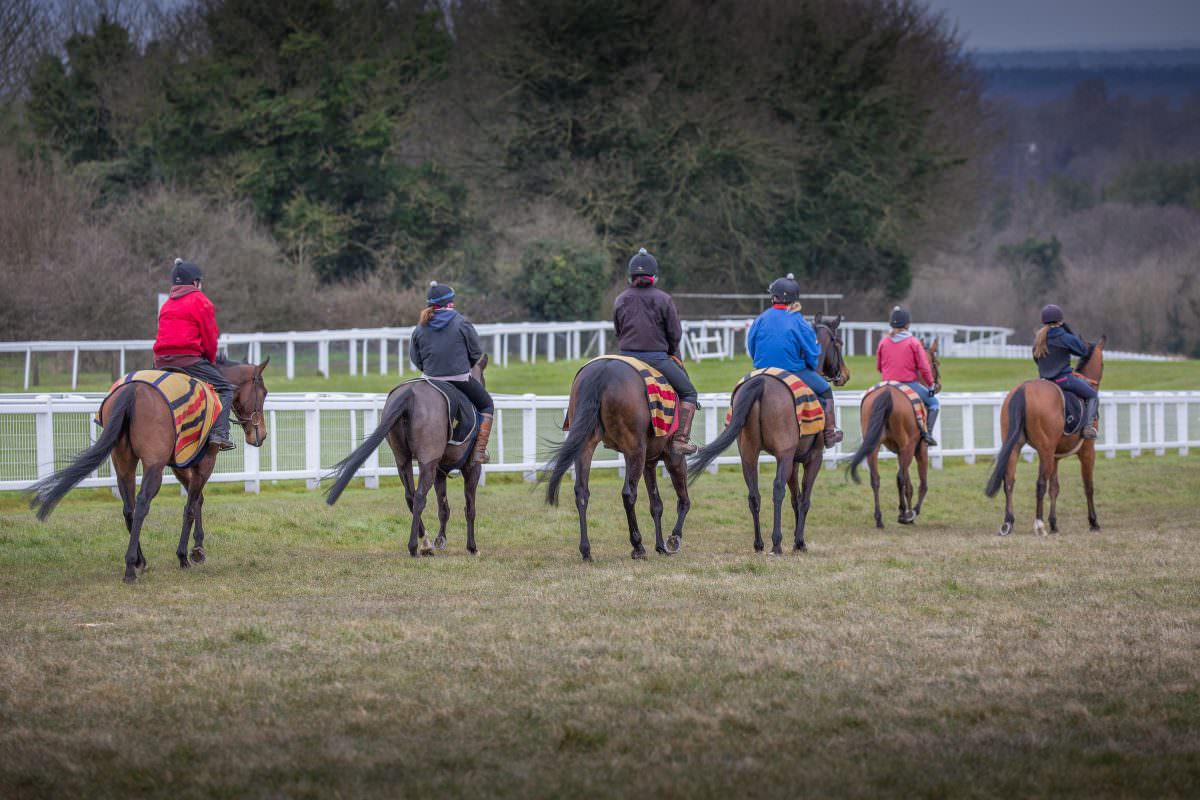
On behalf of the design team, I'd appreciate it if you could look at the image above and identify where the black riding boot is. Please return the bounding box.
[922,407,939,447]
[821,394,843,448]
[670,402,699,455]
[210,391,236,451]
[1082,397,1099,440]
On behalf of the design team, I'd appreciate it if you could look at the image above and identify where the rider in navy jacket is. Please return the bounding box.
[1033,303,1098,439]
[745,274,843,447]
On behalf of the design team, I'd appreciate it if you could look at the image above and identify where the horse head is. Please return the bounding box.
[814,314,849,386]
[926,339,941,394]
[472,353,489,387]
[1077,334,1106,386]
[221,356,270,447]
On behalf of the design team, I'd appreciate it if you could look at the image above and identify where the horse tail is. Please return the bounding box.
[325,390,409,505]
[847,389,893,484]
[985,385,1027,498]
[687,376,766,483]
[542,364,610,506]
[29,386,136,521]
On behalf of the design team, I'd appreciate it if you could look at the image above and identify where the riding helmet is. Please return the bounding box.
[768,273,801,304]
[1041,303,1064,324]
[627,247,659,278]
[889,305,911,328]
[171,258,203,285]
[427,281,456,306]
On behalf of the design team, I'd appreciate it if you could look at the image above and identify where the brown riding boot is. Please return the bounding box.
[822,397,844,448]
[470,413,493,466]
[670,402,699,456]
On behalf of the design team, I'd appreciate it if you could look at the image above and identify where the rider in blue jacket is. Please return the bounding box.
[746,275,843,447]
[1033,303,1098,439]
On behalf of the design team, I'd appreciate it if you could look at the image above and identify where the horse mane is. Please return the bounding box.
[1075,343,1095,373]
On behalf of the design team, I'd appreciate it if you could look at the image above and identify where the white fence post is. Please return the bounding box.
[379,339,388,376]
[318,341,329,378]
[522,394,537,482]
[243,438,260,494]
[704,399,719,475]
[35,395,54,481]
[961,401,976,465]
[1177,400,1189,456]
[1154,399,1166,456]
[364,405,380,489]
[1130,400,1142,458]
[305,396,321,489]
[286,340,295,380]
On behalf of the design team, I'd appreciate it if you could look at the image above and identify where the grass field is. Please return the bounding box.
[2,455,1199,797]
[4,352,1200,395]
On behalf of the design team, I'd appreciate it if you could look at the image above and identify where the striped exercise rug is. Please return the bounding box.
[99,370,223,467]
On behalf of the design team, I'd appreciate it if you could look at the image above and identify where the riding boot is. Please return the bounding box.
[1082,397,1099,440]
[670,402,699,456]
[209,392,236,451]
[470,413,493,466]
[821,395,843,448]
[922,407,939,447]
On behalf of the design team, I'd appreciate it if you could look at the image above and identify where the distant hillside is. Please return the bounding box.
[974,49,1200,105]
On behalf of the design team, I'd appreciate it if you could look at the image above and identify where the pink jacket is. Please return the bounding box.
[876,333,934,385]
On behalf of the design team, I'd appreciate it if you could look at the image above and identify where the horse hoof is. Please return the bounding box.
[998,521,1013,537]
[665,535,681,554]
[898,514,914,525]
[123,573,137,584]
[137,563,148,575]
[178,558,190,570]
[581,553,593,563]
[434,535,447,551]
[1034,520,1047,537]
[768,548,782,557]
[794,542,807,552]
[467,547,478,556]
[875,520,884,529]
[189,547,206,565]
[632,548,646,560]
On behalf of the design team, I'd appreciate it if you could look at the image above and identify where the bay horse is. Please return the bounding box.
[325,355,488,557]
[30,358,271,583]
[985,336,1106,536]
[686,316,850,555]
[846,340,941,527]
[541,355,704,562]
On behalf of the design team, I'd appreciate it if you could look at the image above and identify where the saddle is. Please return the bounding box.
[99,370,222,468]
[395,378,478,446]
[1043,378,1088,436]
[562,355,679,437]
[865,381,928,433]
[727,368,824,436]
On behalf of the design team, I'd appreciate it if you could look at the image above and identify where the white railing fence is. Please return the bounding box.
[1,390,1195,493]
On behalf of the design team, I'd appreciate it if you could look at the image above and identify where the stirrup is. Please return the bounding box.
[922,432,939,447]
[209,434,236,452]
[671,437,698,455]
[1081,425,1098,440]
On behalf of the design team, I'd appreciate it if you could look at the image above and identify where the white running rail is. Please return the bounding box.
[1,390,1195,493]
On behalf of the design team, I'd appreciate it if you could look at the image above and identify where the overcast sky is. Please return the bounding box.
[924,0,1200,51]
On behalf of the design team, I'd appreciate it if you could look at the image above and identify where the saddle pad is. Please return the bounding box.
[1046,377,1089,436]
[99,370,221,468]
[866,381,927,432]
[394,378,478,446]
[563,355,678,437]
[726,368,824,437]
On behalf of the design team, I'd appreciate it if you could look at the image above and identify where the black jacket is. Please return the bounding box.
[410,310,483,377]
[1035,325,1090,380]
[613,285,682,356]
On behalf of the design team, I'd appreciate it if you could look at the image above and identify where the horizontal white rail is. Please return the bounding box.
[0,390,1195,493]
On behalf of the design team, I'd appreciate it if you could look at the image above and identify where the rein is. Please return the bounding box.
[232,372,266,447]
[815,323,849,386]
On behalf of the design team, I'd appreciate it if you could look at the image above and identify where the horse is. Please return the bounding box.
[686,315,850,555]
[846,340,941,527]
[985,336,1106,536]
[540,353,707,562]
[325,355,489,557]
[29,358,271,583]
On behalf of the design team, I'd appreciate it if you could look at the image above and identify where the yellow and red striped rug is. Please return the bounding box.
[101,370,223,467]
[566,355,679,437]
[727,368,825,436]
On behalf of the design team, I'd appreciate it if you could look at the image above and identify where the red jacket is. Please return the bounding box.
[154,286,219,363]
[876,333,934,385]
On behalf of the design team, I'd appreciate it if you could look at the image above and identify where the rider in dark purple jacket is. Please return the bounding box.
[613,248,699,455]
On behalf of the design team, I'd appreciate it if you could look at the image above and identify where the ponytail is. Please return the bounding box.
[786,302,803,314]
[1032,323,1058,359]
[419,306,436,327]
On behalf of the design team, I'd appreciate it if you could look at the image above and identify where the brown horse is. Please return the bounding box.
[686,316,850,554]
[541,356,699,562]
[30,358,271,582]
[985,336,1106,536]
[325,356,489,557]
[846,340,941,527]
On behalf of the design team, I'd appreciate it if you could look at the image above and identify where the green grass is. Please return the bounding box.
[5,353,1199,395]
[2,455,1199,797]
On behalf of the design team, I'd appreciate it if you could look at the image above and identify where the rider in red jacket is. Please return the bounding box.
[152,259,235,450]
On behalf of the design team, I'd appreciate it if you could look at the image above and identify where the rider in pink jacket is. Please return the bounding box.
[875,306,939,446]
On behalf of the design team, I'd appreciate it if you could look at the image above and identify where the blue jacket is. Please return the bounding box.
[747,307,820,373]
[1035,325,1090,380]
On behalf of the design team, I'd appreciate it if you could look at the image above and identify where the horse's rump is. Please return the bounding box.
[864,381,927,433]
[100,370,221,468]
[563,355,677,437]
[727,368,824,436]
[390,378,477,445]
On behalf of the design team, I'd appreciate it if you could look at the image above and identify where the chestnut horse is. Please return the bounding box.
[541,357,697,562]
[985,336,1106,536]
[846,340,941,527]
[686,316,850,554]
[325,356,489,557]
[30,358,271,582]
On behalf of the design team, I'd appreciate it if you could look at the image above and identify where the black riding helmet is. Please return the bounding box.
[889,306,911,328]
[1041,304,1064,324]
[768,273,801,304]
[171,257,202,285]
[427,281,456,306]
[628,247,659,278]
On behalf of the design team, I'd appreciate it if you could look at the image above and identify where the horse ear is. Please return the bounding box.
[1097,334,1107,349]
[478,353,489,370]
[929,339,938,354]
[256,355,270,374]
[835,314,844,328]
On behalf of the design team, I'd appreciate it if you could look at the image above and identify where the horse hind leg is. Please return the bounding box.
[1033,450,1055,536]
[642,463,667,555]
[867,451,883,529]
[173,468,195,569]
[770,451,796,555]
[741,451,763,552]
[124,464,165,583]
[792,445,822,551]
[1048,467,1061,534]
[463,463,481,555]
[410,461,438,557]
[434,470,450,550]
[663,454,690,554]
[622,450,647,560]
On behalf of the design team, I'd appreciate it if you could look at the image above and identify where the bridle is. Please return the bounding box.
[814,322,850,387]
[232,370,266,447]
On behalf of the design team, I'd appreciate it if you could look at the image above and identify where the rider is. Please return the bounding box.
[613,247,699,455]
[875,306,939,447]
[409,281,494,465]
[152,258,236,451]
[745,274,844,447]
[1033,303,1098,440]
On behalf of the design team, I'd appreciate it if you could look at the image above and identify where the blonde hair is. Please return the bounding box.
[889,327,906,337]
[419,305,437,327]
[1032,322,1059,359]
[786,302,803,313]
